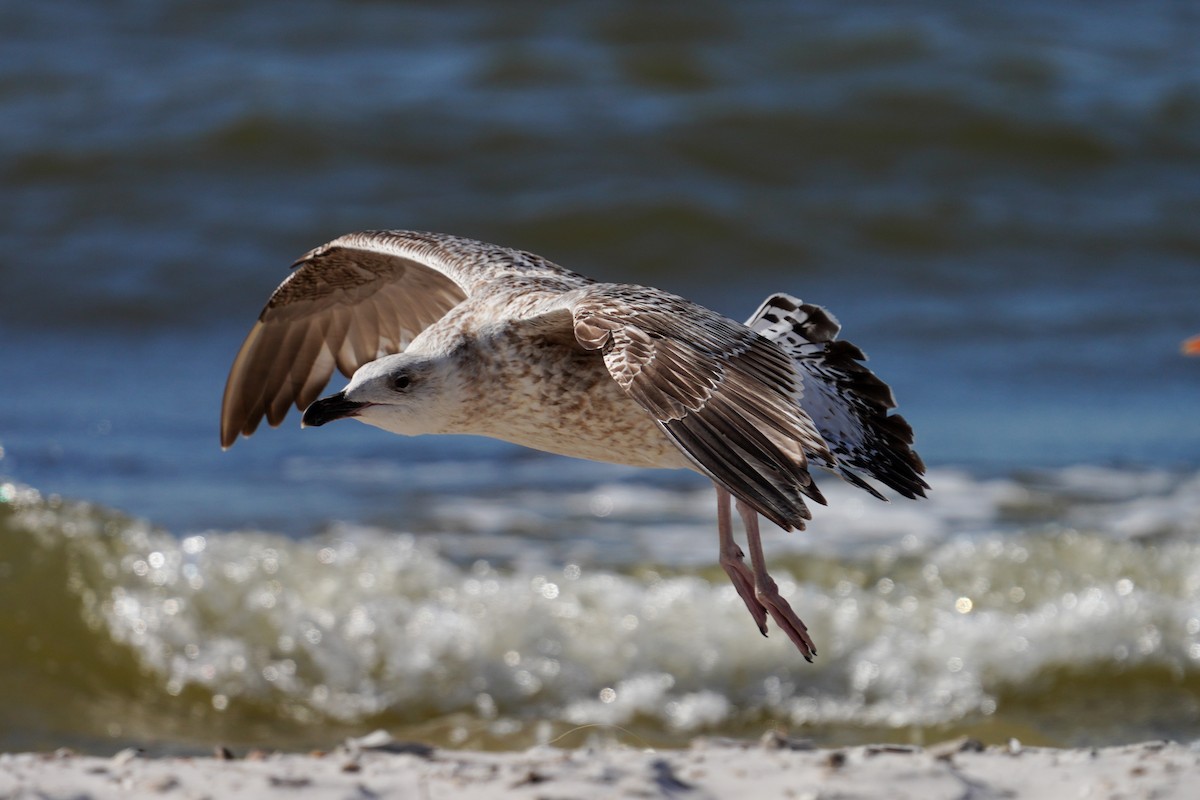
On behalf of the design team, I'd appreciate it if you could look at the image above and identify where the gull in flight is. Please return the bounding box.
[221,231,928,660]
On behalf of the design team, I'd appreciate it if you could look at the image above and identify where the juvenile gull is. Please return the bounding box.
[221,230,928,660]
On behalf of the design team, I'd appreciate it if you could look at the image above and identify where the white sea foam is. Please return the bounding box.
[3,466,1199,746]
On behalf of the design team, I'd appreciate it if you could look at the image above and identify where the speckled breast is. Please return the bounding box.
[454,326,694,471]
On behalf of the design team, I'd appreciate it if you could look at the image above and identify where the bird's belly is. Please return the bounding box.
[495,411,692,470]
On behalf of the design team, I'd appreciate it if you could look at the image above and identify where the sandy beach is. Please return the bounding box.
[3,734,1198,800]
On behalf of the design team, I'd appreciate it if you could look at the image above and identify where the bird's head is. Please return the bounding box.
[301,352,458,437]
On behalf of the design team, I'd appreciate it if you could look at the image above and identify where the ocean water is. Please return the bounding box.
[2,0,1199,754]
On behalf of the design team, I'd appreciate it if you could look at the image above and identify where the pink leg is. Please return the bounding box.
[715,485,768,634]
[735,499,817,661]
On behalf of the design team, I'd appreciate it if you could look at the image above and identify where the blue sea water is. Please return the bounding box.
[1,0,1198,754]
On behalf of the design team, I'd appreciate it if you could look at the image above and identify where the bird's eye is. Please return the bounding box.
[392,374,411,391]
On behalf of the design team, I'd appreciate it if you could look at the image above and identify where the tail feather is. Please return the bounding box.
[746,293,928,500]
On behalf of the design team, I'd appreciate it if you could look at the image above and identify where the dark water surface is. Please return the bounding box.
[1,1,1198,754]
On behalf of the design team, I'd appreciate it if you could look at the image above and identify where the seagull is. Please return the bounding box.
[220,230,928,660]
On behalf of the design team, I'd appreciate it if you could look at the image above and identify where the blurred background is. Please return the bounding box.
[1,0,1198,755]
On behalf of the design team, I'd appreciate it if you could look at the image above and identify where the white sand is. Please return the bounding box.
[2,735,1198,799]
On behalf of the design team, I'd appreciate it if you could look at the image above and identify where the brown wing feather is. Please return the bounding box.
[573,285,830,531]
[220,236,469,448]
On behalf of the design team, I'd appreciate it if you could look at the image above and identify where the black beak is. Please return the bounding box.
[301,392,367,428]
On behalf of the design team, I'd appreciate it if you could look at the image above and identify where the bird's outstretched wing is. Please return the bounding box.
[568,285,831,531]
[220,230,579,448]
[746,293,928,500]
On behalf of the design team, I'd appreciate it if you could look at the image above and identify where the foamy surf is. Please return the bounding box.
[1,467,1198,754]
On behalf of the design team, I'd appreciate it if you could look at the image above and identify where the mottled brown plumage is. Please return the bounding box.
[221,230,928,660]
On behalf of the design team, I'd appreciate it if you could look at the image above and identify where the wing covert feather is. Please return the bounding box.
[571,285,830,530]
